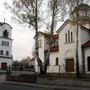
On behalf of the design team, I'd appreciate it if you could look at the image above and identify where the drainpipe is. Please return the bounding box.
[82,46,85,76]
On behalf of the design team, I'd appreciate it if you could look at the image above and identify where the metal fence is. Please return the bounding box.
[6,65,37,83]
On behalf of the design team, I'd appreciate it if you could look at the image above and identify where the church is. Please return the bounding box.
[0,22,13,70]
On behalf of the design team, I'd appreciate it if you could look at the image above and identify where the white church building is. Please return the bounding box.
[35,3,90,75]
[0,22,13,70]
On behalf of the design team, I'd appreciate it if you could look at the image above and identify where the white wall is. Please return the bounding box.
[81,28,90,45]
[38,34,45,63]
[84,47,90,73]
[0,58,12,69]
[0,23,13,69]
[58,23,80,73]
[47,52,59,73]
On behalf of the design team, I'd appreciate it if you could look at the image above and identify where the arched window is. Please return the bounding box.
[68,31,70,43]
[3,30,9,38]
[56,57,59,65]
[2,41,4,45]
[0,50,3,55]
[71,32,73,42]
[6,51,9,56]
[65,33,67,43]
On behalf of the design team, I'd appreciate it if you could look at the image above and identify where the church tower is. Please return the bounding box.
[0,22,13,70]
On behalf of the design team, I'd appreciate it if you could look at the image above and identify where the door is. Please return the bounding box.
[87,57,90,71]
[66,59,74,72]
[1,62,7,70]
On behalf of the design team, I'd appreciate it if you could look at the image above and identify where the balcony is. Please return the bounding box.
[50,46,59,52]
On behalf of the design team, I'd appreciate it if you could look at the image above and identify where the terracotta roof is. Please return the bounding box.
[82,40,90,48]
[50,46,59,52]
[52,34,59,39]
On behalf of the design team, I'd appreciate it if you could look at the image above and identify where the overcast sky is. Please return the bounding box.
[0,0,35,60]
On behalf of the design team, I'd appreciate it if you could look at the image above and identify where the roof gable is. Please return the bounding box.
[56,19,70,33]
[0,22,12,29]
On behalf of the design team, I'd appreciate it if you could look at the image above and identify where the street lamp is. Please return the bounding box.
[70,3,90,77]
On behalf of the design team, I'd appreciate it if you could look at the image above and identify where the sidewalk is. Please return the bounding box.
[0,75,6,83]
[1,75,90,90]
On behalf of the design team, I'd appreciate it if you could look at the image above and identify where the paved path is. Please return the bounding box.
[0,75,6,83]
[1,75,90,90]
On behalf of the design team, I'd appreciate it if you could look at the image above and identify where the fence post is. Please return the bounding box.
[59,65,60,78]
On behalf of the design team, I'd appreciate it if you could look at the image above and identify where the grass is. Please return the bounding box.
[0,70,6,76]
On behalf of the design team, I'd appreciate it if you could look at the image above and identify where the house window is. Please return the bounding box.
[7,42,9,46]
[65,33,67,43]
[87,57,90,71]
[3,30,9,38]
[56,41,58,46]
[71,32,73,42]
[56,57,59,65]
[6,51,9,56]
[68,31,70,43]
[2,41,4,45]
[0,50,3,55]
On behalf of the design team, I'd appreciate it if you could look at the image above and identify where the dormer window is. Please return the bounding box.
[3,30,9,38]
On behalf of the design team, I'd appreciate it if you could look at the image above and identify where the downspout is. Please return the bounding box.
[82,46,85,77]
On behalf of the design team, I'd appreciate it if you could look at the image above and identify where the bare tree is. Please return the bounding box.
[4,0,44,73]
[42,0,62,73]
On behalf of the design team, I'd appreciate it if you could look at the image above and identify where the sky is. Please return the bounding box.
[0,0,35,60]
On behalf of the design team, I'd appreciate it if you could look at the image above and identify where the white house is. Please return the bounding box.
[35,31,59,73]
[0,22,13,70]
[35,3,90,75]
[56,19,90,74]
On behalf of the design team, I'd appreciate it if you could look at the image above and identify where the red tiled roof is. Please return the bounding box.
[82,40,90,48]
[52,34,59,39]
[50,46,59,52]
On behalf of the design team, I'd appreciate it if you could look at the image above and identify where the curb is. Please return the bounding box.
[4,81,90,90]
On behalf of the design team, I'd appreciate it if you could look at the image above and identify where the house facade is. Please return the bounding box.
[56,19,90,74]
[35,32,59,73]
[0,22,13,70]
[35,3,90,75]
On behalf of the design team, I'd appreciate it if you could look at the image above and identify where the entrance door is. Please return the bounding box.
[1,62,7,70]
[87,57,90,71]
[66,59,74,72]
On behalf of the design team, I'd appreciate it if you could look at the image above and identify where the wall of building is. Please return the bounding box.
[0,23,13,69]
[0,58,12,69]
[38,34,45,63]
[81,28,90,45]
[58,23,77,73]
[84,47,90,73]
[47,52,59,73]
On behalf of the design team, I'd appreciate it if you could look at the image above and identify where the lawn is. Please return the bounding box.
[0,70,6,76]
